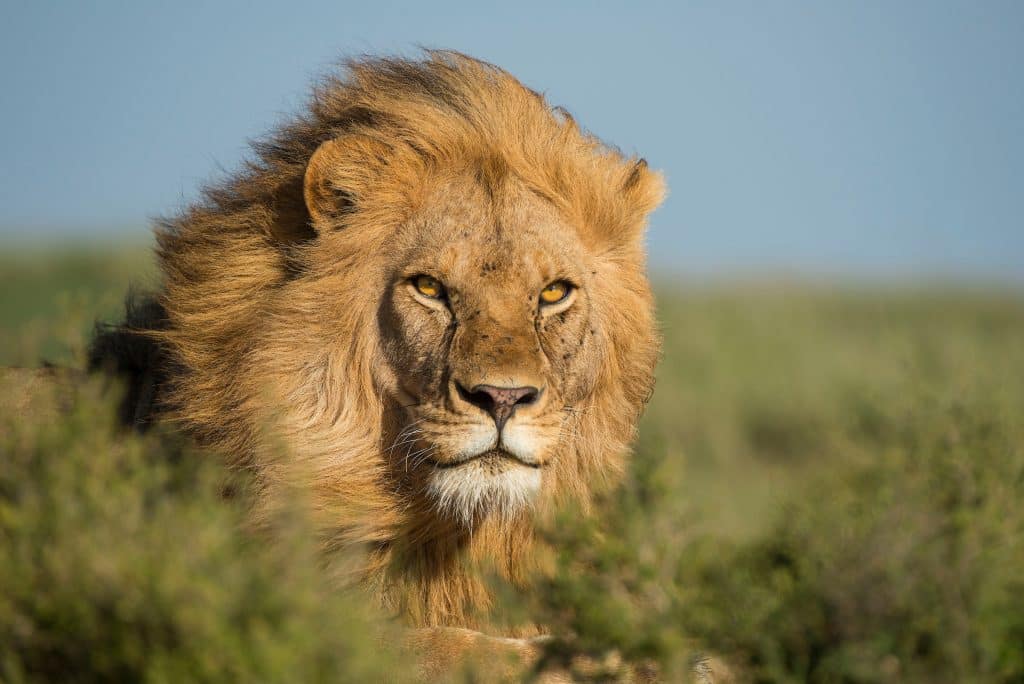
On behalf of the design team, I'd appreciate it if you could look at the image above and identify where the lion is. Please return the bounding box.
[84,51,705,679]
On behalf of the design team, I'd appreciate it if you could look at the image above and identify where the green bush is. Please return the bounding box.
[0,377,409,683]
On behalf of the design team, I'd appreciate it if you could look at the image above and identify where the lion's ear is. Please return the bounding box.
[586,158,667,252]
[620,159,667,235]
[304,135,395,231]
[304,138,354,229]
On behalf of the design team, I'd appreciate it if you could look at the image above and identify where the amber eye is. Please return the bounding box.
[412,274,446,299]
[539,280,573,305]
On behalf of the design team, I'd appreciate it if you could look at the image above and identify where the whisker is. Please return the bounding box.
[385,430,422,451]
[407,443,438,469]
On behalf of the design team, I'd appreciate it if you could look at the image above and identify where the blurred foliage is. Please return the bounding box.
[0,245,155,366]
[1,248,1023,682]
[0,374,410,683]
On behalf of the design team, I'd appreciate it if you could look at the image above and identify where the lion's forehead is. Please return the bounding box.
[451,241,559,285]
[405,179,585,296]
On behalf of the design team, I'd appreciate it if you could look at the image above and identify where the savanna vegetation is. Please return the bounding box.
[1,246,1022,682]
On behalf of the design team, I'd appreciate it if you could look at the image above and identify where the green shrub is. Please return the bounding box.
[0,378,409,683]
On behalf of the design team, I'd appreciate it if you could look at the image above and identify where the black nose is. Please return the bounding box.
[456,383,540,431]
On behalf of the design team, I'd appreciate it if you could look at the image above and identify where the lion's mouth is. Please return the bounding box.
[430,449,541,470]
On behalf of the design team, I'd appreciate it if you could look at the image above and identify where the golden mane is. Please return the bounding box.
[133,50,664,629]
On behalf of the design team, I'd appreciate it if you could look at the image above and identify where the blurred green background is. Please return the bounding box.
[2,247,1022,681]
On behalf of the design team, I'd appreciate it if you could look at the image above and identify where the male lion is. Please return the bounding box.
[91,51,681,679]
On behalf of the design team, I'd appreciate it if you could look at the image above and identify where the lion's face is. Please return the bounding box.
[375,175,604,522]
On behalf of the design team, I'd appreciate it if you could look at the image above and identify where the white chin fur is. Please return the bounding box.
[427,462,541,526]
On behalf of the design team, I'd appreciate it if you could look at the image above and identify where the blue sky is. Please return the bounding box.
[1,1,1021,281]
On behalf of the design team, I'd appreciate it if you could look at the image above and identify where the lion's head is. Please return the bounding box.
[141,51,663,624]
[370,173,600,520]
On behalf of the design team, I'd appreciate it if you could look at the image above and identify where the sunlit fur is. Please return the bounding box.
[141,51,664,629]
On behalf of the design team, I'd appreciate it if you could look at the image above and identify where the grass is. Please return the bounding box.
[1,245,1022,681]
[0,245,155,366]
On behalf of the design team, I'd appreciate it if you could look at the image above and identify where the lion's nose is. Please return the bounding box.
[456,383,541,431]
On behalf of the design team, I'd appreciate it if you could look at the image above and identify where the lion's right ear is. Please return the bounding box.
[304,138,354,230]
[303,135,395,231]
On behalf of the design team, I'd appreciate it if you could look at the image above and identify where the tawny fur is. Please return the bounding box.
[103,51,664,632]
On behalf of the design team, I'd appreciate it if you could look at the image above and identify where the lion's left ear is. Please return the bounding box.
[584,158,667,252]
[619,159,667,238]
[303,134,396,231]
